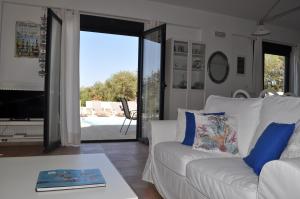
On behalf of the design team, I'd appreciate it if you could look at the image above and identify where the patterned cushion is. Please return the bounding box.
[193,113,239,155]
[182,112,226,146]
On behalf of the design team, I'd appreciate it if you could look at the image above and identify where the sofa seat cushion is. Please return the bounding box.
[154,142,234,177]
[186,158,258,199]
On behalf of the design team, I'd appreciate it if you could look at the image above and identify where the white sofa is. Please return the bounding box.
[143,95,300,199]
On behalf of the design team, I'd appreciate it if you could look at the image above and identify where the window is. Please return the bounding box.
[263,42,292,94]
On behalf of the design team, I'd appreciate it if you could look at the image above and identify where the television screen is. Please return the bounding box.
[0,90,45,120]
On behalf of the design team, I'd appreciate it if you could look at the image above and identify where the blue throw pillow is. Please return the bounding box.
[243,122,295,175]
[182,112,225,146]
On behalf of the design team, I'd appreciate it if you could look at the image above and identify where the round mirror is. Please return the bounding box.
[208,51,229,84]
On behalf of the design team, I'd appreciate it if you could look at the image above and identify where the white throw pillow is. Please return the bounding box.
[176,108,203,142]
[204,95,263,157]
[193,113,239,155]
[249,96,300,157]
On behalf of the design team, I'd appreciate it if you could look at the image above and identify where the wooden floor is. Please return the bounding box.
[0,142,162,199]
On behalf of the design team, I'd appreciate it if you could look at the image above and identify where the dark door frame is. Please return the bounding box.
[44,9,63,152]
[262,41,292,93]
[137,24,166,141]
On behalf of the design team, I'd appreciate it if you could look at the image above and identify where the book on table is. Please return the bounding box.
[36,168,106,192]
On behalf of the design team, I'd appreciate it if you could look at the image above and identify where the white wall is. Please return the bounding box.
[166,24,201,41]
[0,0,299,105]
[204,32,255,98]
[2,0,299,43]
[0,2,44,90]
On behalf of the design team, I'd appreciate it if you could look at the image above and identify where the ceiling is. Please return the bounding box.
[147,0,300,30]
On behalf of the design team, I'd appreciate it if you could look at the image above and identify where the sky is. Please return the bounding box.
[80,31,139,87]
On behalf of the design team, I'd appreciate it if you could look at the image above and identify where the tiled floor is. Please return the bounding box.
[81,125,136,140]
[0,142,162,199]
[80,117,137,141]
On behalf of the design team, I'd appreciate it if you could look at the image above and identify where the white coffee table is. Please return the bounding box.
[0,154,138,199]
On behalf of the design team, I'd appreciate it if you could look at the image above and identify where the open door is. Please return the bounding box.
[44,9,62,151]
[138,24,166,141]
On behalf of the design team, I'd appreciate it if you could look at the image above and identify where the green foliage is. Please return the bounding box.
[264,54,285,92]
[143,71,160,119]
[80,71,137,106]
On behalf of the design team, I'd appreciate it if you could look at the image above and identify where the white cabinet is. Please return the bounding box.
[164,39,206,119]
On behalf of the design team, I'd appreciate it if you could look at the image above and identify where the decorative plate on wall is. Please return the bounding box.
[208,51,229,84]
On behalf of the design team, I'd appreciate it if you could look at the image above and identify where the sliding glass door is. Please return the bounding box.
[139,25,166,140]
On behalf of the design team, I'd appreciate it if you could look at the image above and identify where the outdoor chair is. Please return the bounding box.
[120,98,137,135]
[259,89,279,98]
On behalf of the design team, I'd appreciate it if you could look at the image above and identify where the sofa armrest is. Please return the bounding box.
[142,120,177,183]
[148,120,177,153]
[258,158,300,199]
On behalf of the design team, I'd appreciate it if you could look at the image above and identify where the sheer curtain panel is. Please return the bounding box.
[60,9,81,146]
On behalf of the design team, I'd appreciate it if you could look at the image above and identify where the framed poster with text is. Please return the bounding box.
[15,21,40,58]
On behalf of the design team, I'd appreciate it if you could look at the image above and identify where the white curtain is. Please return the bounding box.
[291,46,300,96]
[252,38,263,96]
[60,9,81,146]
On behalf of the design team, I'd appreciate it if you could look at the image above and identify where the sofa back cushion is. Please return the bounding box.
[204,95,263,157]
[250,96,300,156]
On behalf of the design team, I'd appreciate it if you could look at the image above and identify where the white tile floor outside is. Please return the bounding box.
[80,116,136,141]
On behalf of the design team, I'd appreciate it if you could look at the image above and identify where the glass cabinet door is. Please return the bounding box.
[173,41,188,89]
[191,43,205,89]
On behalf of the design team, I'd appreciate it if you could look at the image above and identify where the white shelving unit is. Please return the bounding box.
[164,39,206,119]
[0,120,43,143]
